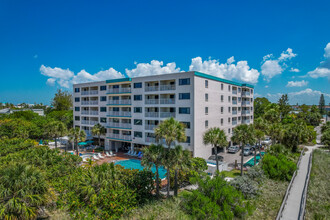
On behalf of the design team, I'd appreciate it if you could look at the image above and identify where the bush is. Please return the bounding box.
[181,175,252,219]
[267,144,290,157]
[246,165,265,184]
[231,175,259,199]
[262,154,296,181]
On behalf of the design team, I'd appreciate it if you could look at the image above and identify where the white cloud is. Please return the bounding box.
[72,68,123,84]
[125,60,180,78]
[40,65,74,80]
[286,80,308,87]
[46,78,56,86]
[261,48,297,81]
[290,68,300,73]
[307,42,330,79]
[189,56,259,83]
[324,42,330,58]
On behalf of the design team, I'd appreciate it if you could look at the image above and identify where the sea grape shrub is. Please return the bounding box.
[262,154,296,181]
[231,175,259,199]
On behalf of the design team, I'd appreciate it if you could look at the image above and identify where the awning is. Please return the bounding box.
[78,142,87,146]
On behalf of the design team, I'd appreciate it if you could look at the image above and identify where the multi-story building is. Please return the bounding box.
[73,71,254,159]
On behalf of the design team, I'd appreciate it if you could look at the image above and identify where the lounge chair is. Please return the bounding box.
[98,153,105,159]
[110,151,116,156]
[93,155,100,160]
[136,152,142,157]
[138,153,143,159]
[124,150,131,155]
[128,150,135,156]
[131,151,138,157]
[105,152,111,157]
[82,157,88,162]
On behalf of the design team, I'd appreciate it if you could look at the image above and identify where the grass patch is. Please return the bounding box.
[121,197,191,220]
[305,150,330,220]
[220,169,242,178]
[246,178,288,220]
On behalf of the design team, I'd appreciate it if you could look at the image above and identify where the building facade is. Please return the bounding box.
[73,71,254,159]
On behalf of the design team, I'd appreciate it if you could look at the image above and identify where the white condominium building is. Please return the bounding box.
[73,71,254,159]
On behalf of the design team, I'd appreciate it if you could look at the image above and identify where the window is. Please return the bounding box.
[100,107,106,112]
[75,107,80,111]
[238,117,241,120]
[251,89,253,94]
[221,95,224,102]
[100,117,107,123]
[134,95,142,101]
[134,119,142,125]
[228,117,231,123]
[228,128,231,134]
[205,93,208,101]
[228,85,231,91]
[179,93,190,100]
[74,88,80,93]
[134,82,142,88]
[134,107,142,113]
[221,118,223,125]
[134,131,143,138]
[238,97,241,102]
[205,120,208,128]
[205,107,208,115]
[238,88,241,93]
[100,96,107,102]
[228,107,231,113]
[75,116,80,121]
[228,96,231,102]
[181,122,190,129]
[100,85,106,91]
[185,136,191,144]
[221,107,223,114]
[179,78,190,85]
[221,84,223,90]
[205,80,208,88]
[179,107,190,114]
[75,97,80,102]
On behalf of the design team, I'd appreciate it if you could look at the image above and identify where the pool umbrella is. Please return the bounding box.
[39,140,43,145]
[86,140,94,144]
[78,142,87,146]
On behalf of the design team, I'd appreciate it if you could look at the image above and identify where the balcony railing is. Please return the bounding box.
[81,120,89,125]
[89,90,98,95]
[160,85,175,91]
[108,133,132,141]
[81,101,89,105]
[81,91,89,95]
[232,90,238,95]
[107,100,131,105]
[145,112,159,118]
[89,121,99,125]
[107,122,131,129]
[242,101,250,105]
[160,99,175,104]
[242,120,250,124]
[145,99,159,104]
[232,121,237,125]
[232,111,237,115]
[145,137,156,143]
[160,112,176,118]
[242,92,250,96]
[232,100,237,104]
[81,111,89,115]
[90,111,99,115]
[107,88,131,94]
[241,110,250,115]
[108,111,131,117]
[145,86,159,92]
[145,125,157,130]
[82,130,92,136]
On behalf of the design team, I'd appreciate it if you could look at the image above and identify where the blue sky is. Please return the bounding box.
[0,0,329,105]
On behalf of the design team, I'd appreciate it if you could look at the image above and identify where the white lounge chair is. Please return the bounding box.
[105,152,111,157]
[129,150,135,156]
[131,151,138,157]
[82,157,88,162]
[124,150,131,155]
[98,153,105,159]
[110,151,116,156]
[93,155,100,160]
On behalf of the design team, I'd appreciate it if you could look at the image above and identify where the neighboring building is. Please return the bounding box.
[0,108,44,116]
[73,71,254,159]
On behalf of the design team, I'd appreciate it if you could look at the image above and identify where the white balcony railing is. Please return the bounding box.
[107,100,131,105]
[145,99,159,104]
[242,110,250,115]
[90,90,98,95]
[145,112,159,118]
[90,111,99,115]
[145,86,159,92]
[232,121,237,125]
[160,85,175,91]
[108,133,132,141]
[107,88,131,93]
[107,122,131,129]
[81,111,89,115]
[232,100,237,105]
[145,125,157,130]
[108,111,131,117]
[242,101,250,105]
[232,111,237,115]
[160,112,176,118]
[145,137,156,143]
[81,120,89,125]
[81,101,89,105]
[242,92,250,96]
[89,121,98,125]
[81,91,89,95]
[242,120,250,124]
[232,90,238,95]
[160,99,175,104]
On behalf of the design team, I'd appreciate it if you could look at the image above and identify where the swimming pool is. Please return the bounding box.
[244,152,266,167]
[115,159,167,179]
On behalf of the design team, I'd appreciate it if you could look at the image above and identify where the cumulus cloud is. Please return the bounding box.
[125,60,180,78]
[290,68,300,73]
[261,48,297,81]
[307,42,330,79]
[40,65,74,80]
[286,80,308,87]
[189,56,260,83]
[46,78,56,86]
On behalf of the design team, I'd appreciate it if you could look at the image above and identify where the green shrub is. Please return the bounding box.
[231,175,259,199]
[246,165,265,184]
[262,154,296,181]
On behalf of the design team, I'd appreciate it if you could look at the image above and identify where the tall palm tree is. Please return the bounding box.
[203,127,228,172]
[154,117,186,197]
[268,123,284,145]
[69,127,86,155]
[170,145,191,196]
[254,129,265,164]
[45,121,67,149]
[231,124,255,176]
[141,144,164,197]
[91,123,106,152]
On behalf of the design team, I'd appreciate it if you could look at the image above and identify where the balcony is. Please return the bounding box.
[90,111,99,115]
[81,101,89,105]
[160,99,175,104]
[81,120,89,125]
[89,121,99,125]
[145,124,157,130]
[108,133,132,141]
[107,100,132,105]
[242,101,250,105]
[145,86,159,92]
[242,120,250,124]
[145,137,156,143]
[81,91,89,95]
[241,110,250,115]
[232,110,237,115]
[107,88,131,94]
[145,112,159,118]
[107,122,131,129]
[108,111,131,117]
[232,100,237,105]
[160,85,175,91]
[242,92,250,96]
[81,111,89,115]
[232,121,237,125]
[89,90,98,95]
[160,112,175,118]
[232,90,238,95]
[145,99,159,105]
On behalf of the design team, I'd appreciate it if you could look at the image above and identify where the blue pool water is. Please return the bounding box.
[115,159,167,179]
[244,152,266,167]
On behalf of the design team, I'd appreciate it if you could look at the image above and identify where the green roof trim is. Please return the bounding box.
[106,78,132,84]
[194,72,254,88]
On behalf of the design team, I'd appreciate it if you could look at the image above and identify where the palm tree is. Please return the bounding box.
[203,127,228,172]
[268,123,284,145]
[231,124,255,176]
[154,117,186,197]
[69,127,86,155]
[141,144,164,197]
[254,129,265,164]
[45,121,67,149]
[170,145,191,196]
[91,123,106,152]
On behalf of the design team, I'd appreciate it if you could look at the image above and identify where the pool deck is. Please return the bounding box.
[80,151,135,165]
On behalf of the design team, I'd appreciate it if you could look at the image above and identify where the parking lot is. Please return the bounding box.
[218,149,254,168]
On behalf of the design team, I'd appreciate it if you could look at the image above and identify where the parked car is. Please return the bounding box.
[261,137,272,145]
[208,155,224,162]
[240,146,253,156]
[228,146,240,153]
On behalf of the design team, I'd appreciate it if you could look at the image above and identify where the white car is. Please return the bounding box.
[261,137,272,145]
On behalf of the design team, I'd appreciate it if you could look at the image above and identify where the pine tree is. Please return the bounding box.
[319,94,325,115]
